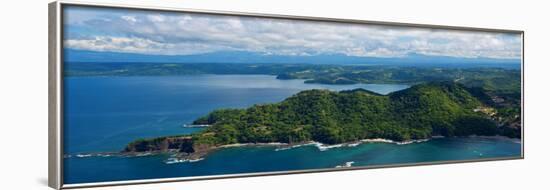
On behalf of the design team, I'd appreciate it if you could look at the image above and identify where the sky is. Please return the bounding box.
[63,6,522,60]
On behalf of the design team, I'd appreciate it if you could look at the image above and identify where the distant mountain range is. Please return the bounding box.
[65,49,521,66]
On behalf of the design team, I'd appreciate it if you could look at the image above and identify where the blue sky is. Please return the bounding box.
[63,6,522,59]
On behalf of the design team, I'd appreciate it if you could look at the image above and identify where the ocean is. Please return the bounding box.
[63,75,520,184]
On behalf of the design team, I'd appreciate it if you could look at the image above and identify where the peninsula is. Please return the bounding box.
[123,82,521,160]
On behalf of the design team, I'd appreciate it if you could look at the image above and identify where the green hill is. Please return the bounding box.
[124,82,517,157]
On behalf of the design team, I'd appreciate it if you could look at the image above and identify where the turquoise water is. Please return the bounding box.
[63,75,520,184]
[65,137,520,183]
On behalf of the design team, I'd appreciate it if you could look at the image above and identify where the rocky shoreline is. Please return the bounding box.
[66,135,520,162]
[121,137,437,161]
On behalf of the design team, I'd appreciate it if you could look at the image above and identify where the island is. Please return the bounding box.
[123,82,521,160]
[65,62,520,93]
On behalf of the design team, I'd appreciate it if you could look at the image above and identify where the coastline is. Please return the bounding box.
[64,138,431,160]
[195,137,435,154]
[166,137,436,162]
[66,135,521,162]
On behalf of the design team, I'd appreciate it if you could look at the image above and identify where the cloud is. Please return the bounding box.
[64,36,236,55]
[147,14,165,22]
[63,6,522,59]
[65,36,169,54]
[121,15,137,23]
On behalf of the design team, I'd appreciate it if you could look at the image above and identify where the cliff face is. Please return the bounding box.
[124,136,215,156]
[124,136,192,153]
[124,82,519,155]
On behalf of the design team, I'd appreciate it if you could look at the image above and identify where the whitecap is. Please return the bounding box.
[135,152,153,157]
[335,161,355,168]
[360,138,395,143]
[396,139,430,145]
[315,143,344,151]
[75,154,93,158]
[360,138,430,145]
[274,142,317,151]
[165,157,204,164]
[347,142,361,147]
[188,158,204,162]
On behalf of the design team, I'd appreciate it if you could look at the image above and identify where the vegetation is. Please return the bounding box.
[124,82,520,156]
[65,62,520,92]
[78,62,521,155]
[69,62,521,140]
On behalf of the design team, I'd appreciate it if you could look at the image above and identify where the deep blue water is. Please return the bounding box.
[63,75,409,154]
[63,75,520,184]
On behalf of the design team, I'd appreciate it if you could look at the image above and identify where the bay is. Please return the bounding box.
[63,74,409,154]
[63,74,520,184]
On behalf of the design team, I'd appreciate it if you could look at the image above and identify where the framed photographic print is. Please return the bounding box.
[49,1,524,189]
